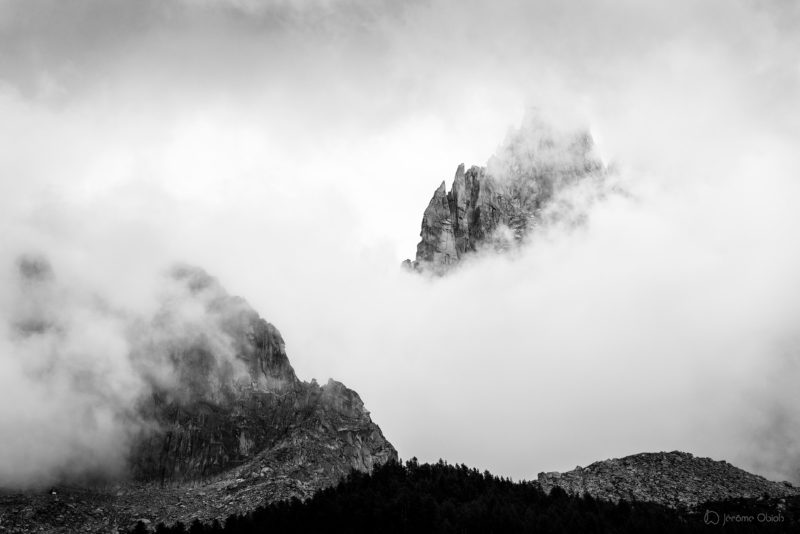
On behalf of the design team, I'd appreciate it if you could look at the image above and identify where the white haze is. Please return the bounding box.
[1,0,800,485]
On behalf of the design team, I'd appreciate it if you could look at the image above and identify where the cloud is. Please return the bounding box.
[0,254,142,486]
[0,0,799,485]
[0,255,279,487]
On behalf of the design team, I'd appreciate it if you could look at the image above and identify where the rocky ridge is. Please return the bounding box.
[537,451,799,510]
[404,116,605,273]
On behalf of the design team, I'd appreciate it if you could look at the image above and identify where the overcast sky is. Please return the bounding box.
[2,0,800,484]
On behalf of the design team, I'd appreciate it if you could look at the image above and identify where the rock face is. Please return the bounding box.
[537,451,800,510]
[404,116,605,273]
[129,265,397,486]
[0,263,396,533]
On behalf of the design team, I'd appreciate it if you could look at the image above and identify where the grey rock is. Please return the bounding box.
[128,266,396,485]
[1,265,396,532]
[536,451,800,510]
[405,116,605,273]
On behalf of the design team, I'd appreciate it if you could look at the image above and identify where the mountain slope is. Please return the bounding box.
[0,261,396,532]
[128,265,395,485]
[133,458,800,534]
[537,451,799,510]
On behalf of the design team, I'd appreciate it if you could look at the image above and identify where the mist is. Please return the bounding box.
[1,0,800,485]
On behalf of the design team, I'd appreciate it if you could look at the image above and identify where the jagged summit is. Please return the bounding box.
[537,451,799,510]
[404,116,605,273]
[129,264,397,485]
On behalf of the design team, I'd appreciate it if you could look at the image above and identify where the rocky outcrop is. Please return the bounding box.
[1,262,396,532]
[129,266,396,486]
[537,451,800,510]
[404,116,605,273]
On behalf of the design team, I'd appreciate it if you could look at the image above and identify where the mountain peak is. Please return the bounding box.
[405,117,605,273]
[1,257,397,529]
[129,265,395,484]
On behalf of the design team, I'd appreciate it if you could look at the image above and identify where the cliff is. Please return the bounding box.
[404,117,605,273]
[128,266,396,485]
[1,259,396,532]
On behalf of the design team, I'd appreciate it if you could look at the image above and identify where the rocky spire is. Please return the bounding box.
[415,180,457,266]
[404,116,604,273]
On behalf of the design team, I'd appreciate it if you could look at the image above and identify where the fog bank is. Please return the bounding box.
[1,0,799,484]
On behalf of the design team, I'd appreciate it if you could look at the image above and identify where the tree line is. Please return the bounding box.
[135,458,799,533]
